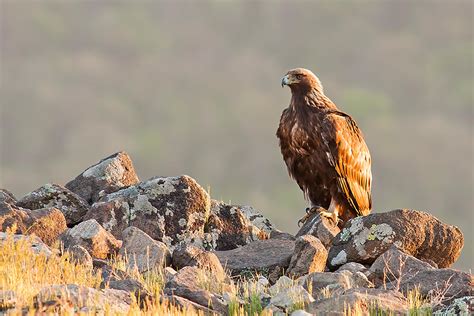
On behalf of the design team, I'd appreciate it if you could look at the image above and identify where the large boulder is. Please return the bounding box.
[65,152,139,204]
[0,202,67,246]
[299,272,352,294]
[327,209,463,270]
[83,175,210,248]
[214,239,295,278]
[307,288,408,315]
[204,200,273,250]
[295,212,340,248]
[119,226,170,273]
[17,184,90,225]
[61,219,121,259]
[387,269,473,304]
[287,235,327,278]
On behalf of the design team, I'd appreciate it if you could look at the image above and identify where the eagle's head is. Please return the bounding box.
[281,68,323,94]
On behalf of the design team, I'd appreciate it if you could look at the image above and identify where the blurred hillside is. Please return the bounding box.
[0,1,472,270]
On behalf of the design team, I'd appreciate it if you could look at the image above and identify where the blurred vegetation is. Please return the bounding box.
[0,1,472,270]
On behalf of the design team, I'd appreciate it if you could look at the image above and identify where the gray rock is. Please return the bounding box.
[434,296,473,315]
[164,266,227,313]
[287,235,328,278]
[0,189,17,205]
[307,288,408,315]
[296,212,340,248]
[204,200,273,250]
[269,285,314,311]
[299,272,352,294]
[61,219,121,259]
[291,310,312,316]
[17,183,90,225]
[68,245,93,269]
[0,202,67,246]
[119,226,170,273]
[172,244,227,282]
[65,151,140,204]
[215,239,295,278]
[328,209,464,270]
[163,294,216,315]
[34,284,131,314]
[84,175,210,248]
[270,230,296,240]
[369,246,434,285]
[336,262,368,274]
[387,268,473,304]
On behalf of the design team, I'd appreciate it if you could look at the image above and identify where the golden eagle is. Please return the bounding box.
[277,68,372,227]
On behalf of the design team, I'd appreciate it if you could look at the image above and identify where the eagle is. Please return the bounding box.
[277,68,372,227]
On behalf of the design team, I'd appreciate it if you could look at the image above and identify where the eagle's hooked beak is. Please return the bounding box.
[281,75,289,87]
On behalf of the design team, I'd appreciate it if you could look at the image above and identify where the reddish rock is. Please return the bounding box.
[287,235,327,278]
[328,209,464,270]
[65,152,139,204]
[61,219,121,259]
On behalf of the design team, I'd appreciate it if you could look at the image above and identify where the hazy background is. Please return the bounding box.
[1,1,472,270]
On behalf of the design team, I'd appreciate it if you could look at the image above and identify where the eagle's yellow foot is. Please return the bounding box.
[298,206,326,227]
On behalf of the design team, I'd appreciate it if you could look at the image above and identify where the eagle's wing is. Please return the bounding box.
[323,111,372,215]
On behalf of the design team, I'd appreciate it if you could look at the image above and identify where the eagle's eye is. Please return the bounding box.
[295,74,303,80]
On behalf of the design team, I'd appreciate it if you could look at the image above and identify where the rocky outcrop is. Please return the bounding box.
[287,235,327,278]
[65,151,140,204]
[17,184,90,225]
[327,209,464,270]
[84,175,210,248]
[0,189,17,205]
[61,219,122,259]
[119,226,170,273]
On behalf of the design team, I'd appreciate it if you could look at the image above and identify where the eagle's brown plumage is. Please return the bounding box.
[277,68,372,226]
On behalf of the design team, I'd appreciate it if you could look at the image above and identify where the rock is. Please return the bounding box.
[164,266,177,282]
[0,232,53,256]
[163,294,215,314]
[336,262,368,274]
[287,235,328,278]
[299,272,352,294]
[0,290,16,310]
[270,230,296,240]
[269,285,314,311]
[269,276,294,296]
[387,268,473,304]
[84,175,210,248]
[296,212,340,248]
[0,202,67,246]
[65,152,140,204]
[34,284,131,314]
[327,209,464,270]
[0,189,17,205]
[172,244,226,282]
[119,226,170,273]
[99,264,131,286]
[204,200,272,250]
[434,296,473,315]
[61,219,121,259]
[164,266,227,313]
[347,271,374,288]
[108,278,151,302]
[68,245,93,269]
[17,183,90,225]
[215,239,295,278]
[369,246,434,284]
[307,288,408,315]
